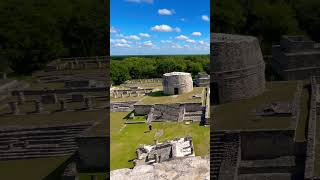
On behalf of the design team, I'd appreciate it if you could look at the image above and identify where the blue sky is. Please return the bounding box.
[110,0,210,55]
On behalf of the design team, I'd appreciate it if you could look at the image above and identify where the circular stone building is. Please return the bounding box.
[163,72,193,95]
[211,33,265,104]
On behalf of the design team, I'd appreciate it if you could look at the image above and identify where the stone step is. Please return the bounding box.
[0,152,74,160]
[0,146,77,153]
[0,130,85,139]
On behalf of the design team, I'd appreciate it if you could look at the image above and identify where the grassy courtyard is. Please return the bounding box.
[110,112,209,170]
[0,156,70,180]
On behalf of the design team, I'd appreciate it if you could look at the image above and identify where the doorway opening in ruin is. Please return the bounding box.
[212,82,220,104]
[174,88,179,95]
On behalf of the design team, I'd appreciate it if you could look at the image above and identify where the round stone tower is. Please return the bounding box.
[211,33,265,104]
[163,72,193,95]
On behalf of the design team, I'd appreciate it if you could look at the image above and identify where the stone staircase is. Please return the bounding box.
[211,131,226,180]
[0,123,92,160]
[183,111,203,121]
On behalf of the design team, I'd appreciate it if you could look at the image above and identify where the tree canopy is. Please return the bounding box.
[0,0,106,75]
[110,55,209,85]
[212,0,320,53]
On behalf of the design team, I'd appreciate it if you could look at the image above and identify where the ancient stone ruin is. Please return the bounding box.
[0,56,108,178]
[211,33,266,104]
[111,156,210,180]
[134,136,195,166]
[163,72,193,95]
[271,35,320,80]
[211,33,320,180]
[195,72,210,87]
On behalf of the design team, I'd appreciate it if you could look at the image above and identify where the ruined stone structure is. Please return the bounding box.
[211,33,265,104]
[0,56,108,179]
[134,103,204,122]
[111,156,210,180]
[195,72,210,87]
[163,72,193,95]
[271,36,320,80]
[210,33,320,180]
[134,136,194,166]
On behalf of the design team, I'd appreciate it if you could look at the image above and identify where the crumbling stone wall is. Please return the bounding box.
[76,136,108,171]
[240,130,295,160]
[211,33,265,103]
[305,76,318,179]
[219,132,240,180]
[271,36,320,80]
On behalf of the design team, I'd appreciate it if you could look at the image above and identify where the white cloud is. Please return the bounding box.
[174,27,181,33]
[201,15,210,22]
[151,25,181,32]
[158,9,175,15]
[143,41,153,46]
[160,40,172,43]
[139,33,151,38]
[186,39,196,44]
[125,35,141,40]
[191,32,202,36]
[180,18,186,22]
[110,39,129,44]
[175,35,189,40]
[198,40,209,46]
[126,0,153,4]
[114,43,131,48]
[183,45,190,48]
[110,27,119,33]
[171,43,183,49]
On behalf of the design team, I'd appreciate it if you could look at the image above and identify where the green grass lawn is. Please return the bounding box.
[110,112,209,170]
[214,81,301,130]
[139,87,204,105]
[0,156,70,180]
[79,173,108,180]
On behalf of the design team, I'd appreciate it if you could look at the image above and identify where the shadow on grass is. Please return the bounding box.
[148,91,170,97]
[43,155,74,180]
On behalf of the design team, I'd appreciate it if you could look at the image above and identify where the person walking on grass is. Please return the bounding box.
[149,124,152,131]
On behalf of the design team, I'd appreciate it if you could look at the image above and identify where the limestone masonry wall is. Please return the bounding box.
[163,72,193,95]
[211,33,265,103]
[241,130,295,160]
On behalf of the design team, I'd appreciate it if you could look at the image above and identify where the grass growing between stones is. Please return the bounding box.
[110,112,209,170]
[0,156,70,180]
[139,87,204,105]
[79,173,108,180]
[214,81,300,130]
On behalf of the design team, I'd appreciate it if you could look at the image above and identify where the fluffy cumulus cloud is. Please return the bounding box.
[143,41,153,47]
[160,40,172,43]
[158,9,175,15]
[175,35,188,40]
[139,33,151,38]
[191,32,202,36]
[114,43,131,48]
[171,43,183,49]
[125,35,141,40]
[186,39,196,44]
[201,15,210,22]
[198,40,209,47]
[110,39,129,44]
[110,26,119,33]
[126,0,153,4]
[151,24,181,32]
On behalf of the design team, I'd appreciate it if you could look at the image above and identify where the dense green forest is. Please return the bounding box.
[0,0,107,75]
[111,55,210,85]
[212,0,320,54]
